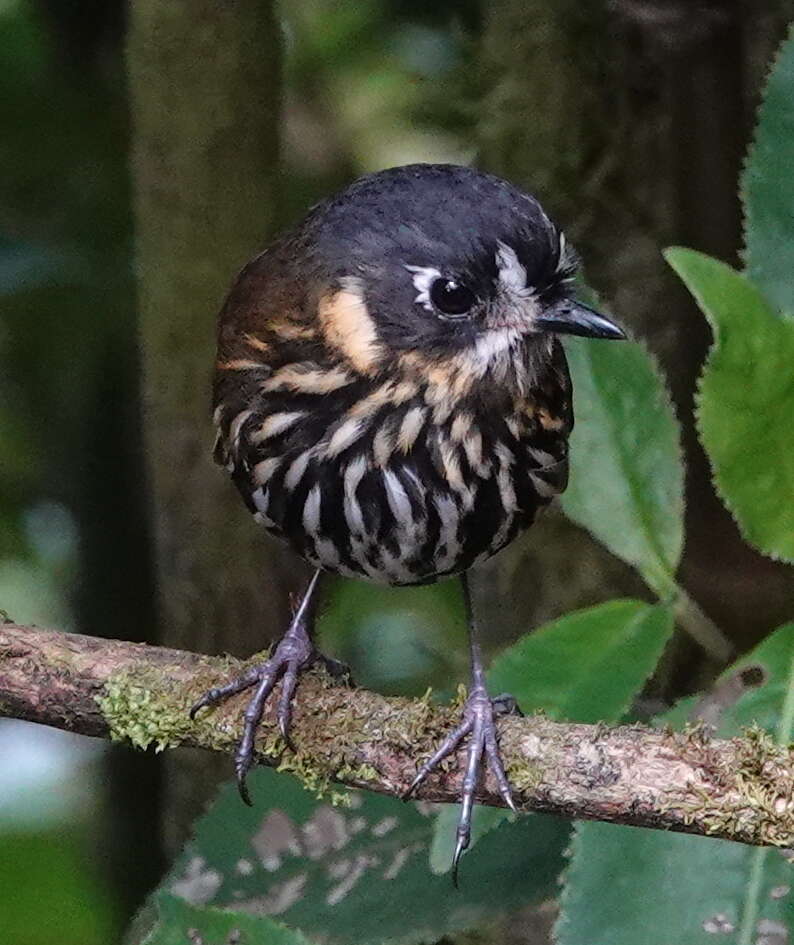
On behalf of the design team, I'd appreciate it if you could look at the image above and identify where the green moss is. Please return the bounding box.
[241,680,459,801]
[729,727,794,846]
[506,758,544,794]
[679,720,712,746]
[275,752,333,798]
[672,724,794,847]
[329,790,355,807]
[95,657,558,819]
[336,762,380,784]
[96,666,195,751]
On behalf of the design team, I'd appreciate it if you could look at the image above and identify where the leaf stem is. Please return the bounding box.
[775,644,794,746]
[736,845,767,945]
[672,586,734,663]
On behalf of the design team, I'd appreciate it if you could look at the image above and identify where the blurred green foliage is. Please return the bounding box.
[0,0,136,941]
[278,0,477,223]
[0,0,131,560]
[0,828,118,945]
[318,578,467,696]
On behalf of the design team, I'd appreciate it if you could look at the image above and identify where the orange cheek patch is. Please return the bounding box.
[318,283,383,376]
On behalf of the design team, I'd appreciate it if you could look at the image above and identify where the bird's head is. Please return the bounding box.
[310,164,624,385]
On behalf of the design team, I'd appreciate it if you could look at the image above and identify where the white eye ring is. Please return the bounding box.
[404,264,442,312]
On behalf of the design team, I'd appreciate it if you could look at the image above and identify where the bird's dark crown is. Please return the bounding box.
[216,164,623,405]
[301,165,576,357]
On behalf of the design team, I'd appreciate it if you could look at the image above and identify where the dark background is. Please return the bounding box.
[1,1,792,941]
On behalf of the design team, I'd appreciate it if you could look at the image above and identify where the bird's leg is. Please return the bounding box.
[403,575,520,885]
[189,569,337,805]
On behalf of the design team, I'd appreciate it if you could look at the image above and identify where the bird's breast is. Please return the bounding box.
[221,378,569,585]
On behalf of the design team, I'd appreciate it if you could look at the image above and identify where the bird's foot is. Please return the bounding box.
[404,685,522,885]
[189,616,345,806]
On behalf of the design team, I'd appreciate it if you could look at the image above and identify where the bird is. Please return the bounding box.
[190,163,625,880]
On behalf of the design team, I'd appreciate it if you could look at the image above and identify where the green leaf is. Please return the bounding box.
[556,622,794,945]
[666,248,794,562]
[488,599,674,722]
[741,25,794,315]
[557,822,794,945]
[141,893,312,945]
[428,805,516,876]
[161,767,567,945]
[561,335,684,594]
[430,600,674,871]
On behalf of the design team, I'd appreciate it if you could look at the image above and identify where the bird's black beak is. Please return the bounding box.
[535,299,626,340]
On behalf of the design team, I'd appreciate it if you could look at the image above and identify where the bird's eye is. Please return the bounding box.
[429,278,476,318]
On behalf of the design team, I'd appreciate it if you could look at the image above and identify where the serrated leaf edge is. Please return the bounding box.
[551,818,588,945]
[562,334,686,592]
[738,21,794,300]
[666,248,794,565]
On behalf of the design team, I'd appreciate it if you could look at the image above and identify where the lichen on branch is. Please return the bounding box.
[0,622,792,848]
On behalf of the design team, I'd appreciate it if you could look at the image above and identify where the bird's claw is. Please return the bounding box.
[235,758,254,807]
[404,683,521,886]
[189,663,262,720]
[188,621,323,803]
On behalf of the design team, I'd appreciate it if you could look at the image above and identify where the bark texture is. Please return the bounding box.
[2,622,793,849]
[127,0,306,851]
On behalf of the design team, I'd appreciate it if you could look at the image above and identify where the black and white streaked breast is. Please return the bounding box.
[214,343,572,587]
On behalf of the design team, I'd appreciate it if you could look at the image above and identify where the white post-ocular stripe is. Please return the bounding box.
[495,241,527,292]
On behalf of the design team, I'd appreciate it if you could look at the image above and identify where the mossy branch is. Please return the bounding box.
[1,622,792,848]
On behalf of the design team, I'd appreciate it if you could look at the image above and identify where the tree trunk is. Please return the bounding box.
[128,0,305,853]
[476,0,794,672]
